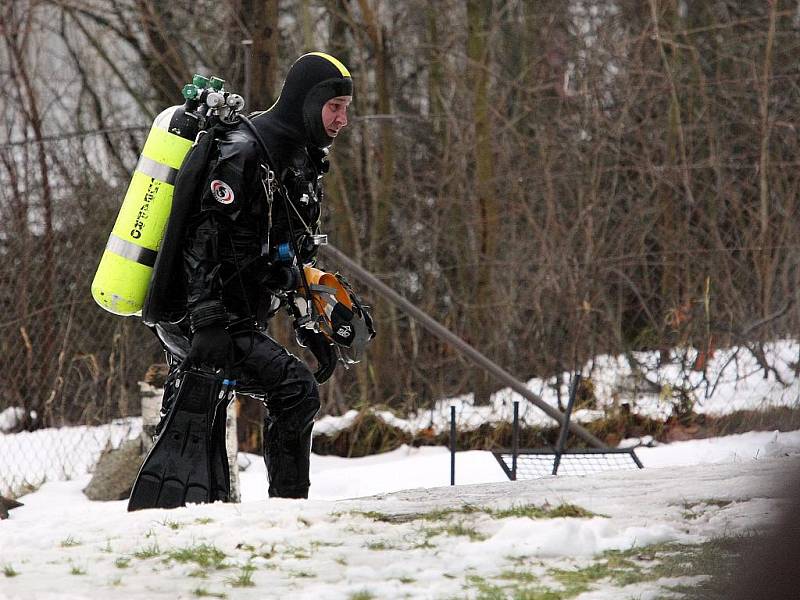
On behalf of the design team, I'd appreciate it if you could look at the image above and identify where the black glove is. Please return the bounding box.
[295,327,337,384]
[262,263,301,292]
[183,325,232,370]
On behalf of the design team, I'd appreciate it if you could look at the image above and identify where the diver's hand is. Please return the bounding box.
[263,263,301,292]
[295,327,337,383]
[183,325,231,370]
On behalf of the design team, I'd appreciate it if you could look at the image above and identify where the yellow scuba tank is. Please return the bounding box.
[91,75,242,316]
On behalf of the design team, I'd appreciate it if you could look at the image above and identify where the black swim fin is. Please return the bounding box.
[128,370,232,511]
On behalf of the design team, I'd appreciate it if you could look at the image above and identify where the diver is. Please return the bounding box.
[146,52,354,500]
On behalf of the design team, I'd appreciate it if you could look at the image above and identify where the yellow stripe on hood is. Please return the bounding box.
[305,52,351,78]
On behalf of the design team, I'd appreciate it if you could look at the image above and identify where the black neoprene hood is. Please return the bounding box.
[271,52,353,148]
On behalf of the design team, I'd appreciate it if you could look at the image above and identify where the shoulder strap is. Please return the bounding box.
[239,115,282,182]
[238,115,316,322]
[142,126,222,326]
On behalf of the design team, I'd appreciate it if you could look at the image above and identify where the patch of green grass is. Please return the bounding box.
[467,574,569,600]
[443,523,487,541]
[412,538,436,550]
[602,551,637,571]
[193,588,227,598]
[357,502,600,526]
[60,536,81,547]
[259,548,276,560]
[549,561,615,596]
[505,554,541,566]
[114,557,131,569]
[467,575,509,600]
[356,510,411,523]
[347,591,375,600]
[512,590,569,600]
[168,543,228,570]
[288,570,316,578]
[422,505,482,520]
[641,536,755,596]
[159,518,182,530]
[498,570,539,584]
[355,504,481,523]
[365,540,398,550]
[420,522,487,542]
[680,498,734,520]
[490,503,601,520]
[547,544,709,593]
[682,499,734,510]
[604,541,717,584]
[236,542,276,560]
[69,565,86,575]
[310,540,343,549]
[195,517,214,525]
[461,536,762,600]
[3,564,19,577]
[284,545,310,560]
[225,564,256,587]
[133,541,161,559]
[559,538,756,596]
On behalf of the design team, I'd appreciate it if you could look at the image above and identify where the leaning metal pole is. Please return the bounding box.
[321,244,607,449]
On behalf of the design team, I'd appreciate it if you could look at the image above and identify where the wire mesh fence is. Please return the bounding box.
[493,449,643,481]
[0,129,161,426]
[0,418,142,498]
[0,129,166,497]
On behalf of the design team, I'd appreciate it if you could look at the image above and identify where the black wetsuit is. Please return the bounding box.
[152,53,353,499]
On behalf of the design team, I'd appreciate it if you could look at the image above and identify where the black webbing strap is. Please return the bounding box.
[238,115,316,324]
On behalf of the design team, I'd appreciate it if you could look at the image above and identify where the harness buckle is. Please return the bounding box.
[260,164,276,203]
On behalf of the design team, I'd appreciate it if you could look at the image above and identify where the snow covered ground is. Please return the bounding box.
[3,339,799,497]
[2,430,800,599]
[2,339,800,598]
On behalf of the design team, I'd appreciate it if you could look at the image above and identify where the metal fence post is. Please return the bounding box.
[553,374,581,475]
[450,405,456,486]
[511,401,519,480]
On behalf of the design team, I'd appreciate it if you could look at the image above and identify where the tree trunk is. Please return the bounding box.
[467,0,495,404]
[240,0,280,107]
[136,0,189,109]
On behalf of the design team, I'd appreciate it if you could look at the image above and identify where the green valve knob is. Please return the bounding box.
[192,74,209,88]
[209,76,225,91]
[182,84,199,100]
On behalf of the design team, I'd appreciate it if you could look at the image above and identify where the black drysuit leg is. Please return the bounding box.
[231,331,320,499]
[152,323,320,499]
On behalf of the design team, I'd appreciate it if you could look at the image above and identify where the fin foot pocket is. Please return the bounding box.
[128,370,233,511]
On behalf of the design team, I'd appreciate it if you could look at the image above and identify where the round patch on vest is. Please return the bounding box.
[210,180,234,204]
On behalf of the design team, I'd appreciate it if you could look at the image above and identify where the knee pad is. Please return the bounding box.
[267,359,320,418]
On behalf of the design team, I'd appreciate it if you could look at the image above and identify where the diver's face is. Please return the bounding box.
[321,96,352,138]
